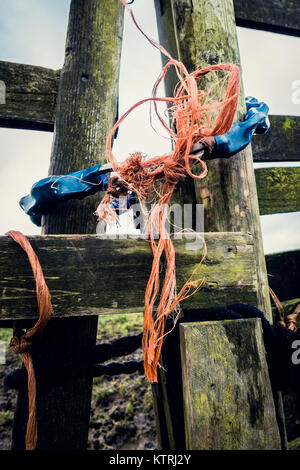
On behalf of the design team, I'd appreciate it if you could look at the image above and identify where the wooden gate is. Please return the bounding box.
[0,0,299,450]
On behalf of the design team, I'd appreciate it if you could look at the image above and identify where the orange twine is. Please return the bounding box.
[96,0,241,382]
[7,231,52,450]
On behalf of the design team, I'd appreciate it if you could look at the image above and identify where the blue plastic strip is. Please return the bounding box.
[20,96,270,226]
[20,164,109,226]
[213,96,270,158]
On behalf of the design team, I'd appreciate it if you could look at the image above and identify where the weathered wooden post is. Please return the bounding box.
[12,0,124,449]
[156,0,271,316]
[180,318,280,449]
[153,0,282,449]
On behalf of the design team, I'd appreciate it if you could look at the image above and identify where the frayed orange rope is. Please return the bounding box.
[7,231,52,450]
[97,0,240,382]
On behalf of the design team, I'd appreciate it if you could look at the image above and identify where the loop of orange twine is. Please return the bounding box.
[96,0,241,382]
[7,231,52,450]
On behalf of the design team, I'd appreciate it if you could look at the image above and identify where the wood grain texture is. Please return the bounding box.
[154,0,280,449]
[0,61,59,131]
[42,0,124,234]
[253,116,300,163]
[180,319,281,449]
[0,232,258,322]
[234,0,300,37]
[256,167,300,215]
[160,0,272,319]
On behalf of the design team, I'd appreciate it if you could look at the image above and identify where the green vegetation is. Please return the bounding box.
[0,329,11,347]
[88,313,155,449]
[97,313,143,341]
[0,410,13,428]
[0,314,155,450]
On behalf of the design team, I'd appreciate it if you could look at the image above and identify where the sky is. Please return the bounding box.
[0,0,299,254]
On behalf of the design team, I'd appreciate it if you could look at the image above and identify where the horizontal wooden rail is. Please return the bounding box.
[252,116,300,163]
[255,167,300,215]
[266,249,300,302]
[0,60,299,167]
[0,61,59,131]
[234,0,300,36]
[0,233,258,323]
[1,59,299,167]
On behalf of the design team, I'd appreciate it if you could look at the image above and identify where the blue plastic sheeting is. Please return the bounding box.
[213,96,270,158]
[20,164,109,226]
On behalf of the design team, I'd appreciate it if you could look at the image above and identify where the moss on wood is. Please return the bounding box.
[180,319,281,449]
[0,232,258,323]
[253,116,300,163]
[0,61,59,131]
[155,0,271,318]
[256,167,300,215]
[42,0,124,234]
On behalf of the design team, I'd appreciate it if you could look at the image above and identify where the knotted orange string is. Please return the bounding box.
[97,0,240,382]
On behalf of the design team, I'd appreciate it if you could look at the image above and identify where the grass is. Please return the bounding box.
[0,313,156,449]
[97,313,143,341]
[91,312,155,447]
[0,411,13,428]
[0,329,12,348]
[0,314,143,350]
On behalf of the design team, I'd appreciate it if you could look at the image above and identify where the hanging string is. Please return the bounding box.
[7,231,52,450]
[96,0,240,382]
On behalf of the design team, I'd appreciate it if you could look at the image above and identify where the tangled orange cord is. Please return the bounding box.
[97,0,241,382]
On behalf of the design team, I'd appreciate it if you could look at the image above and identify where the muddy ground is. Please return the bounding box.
[0,314,157,450]
[4,313,300,451]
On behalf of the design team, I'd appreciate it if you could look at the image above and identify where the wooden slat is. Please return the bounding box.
[266,250,300,302]
[0,61,59,131]
[180,318,281,449]
[253,116,300,163]
[255,167,300,215]
[0,232,258,323]
[234,0,300,37]
[1,61,299,167]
